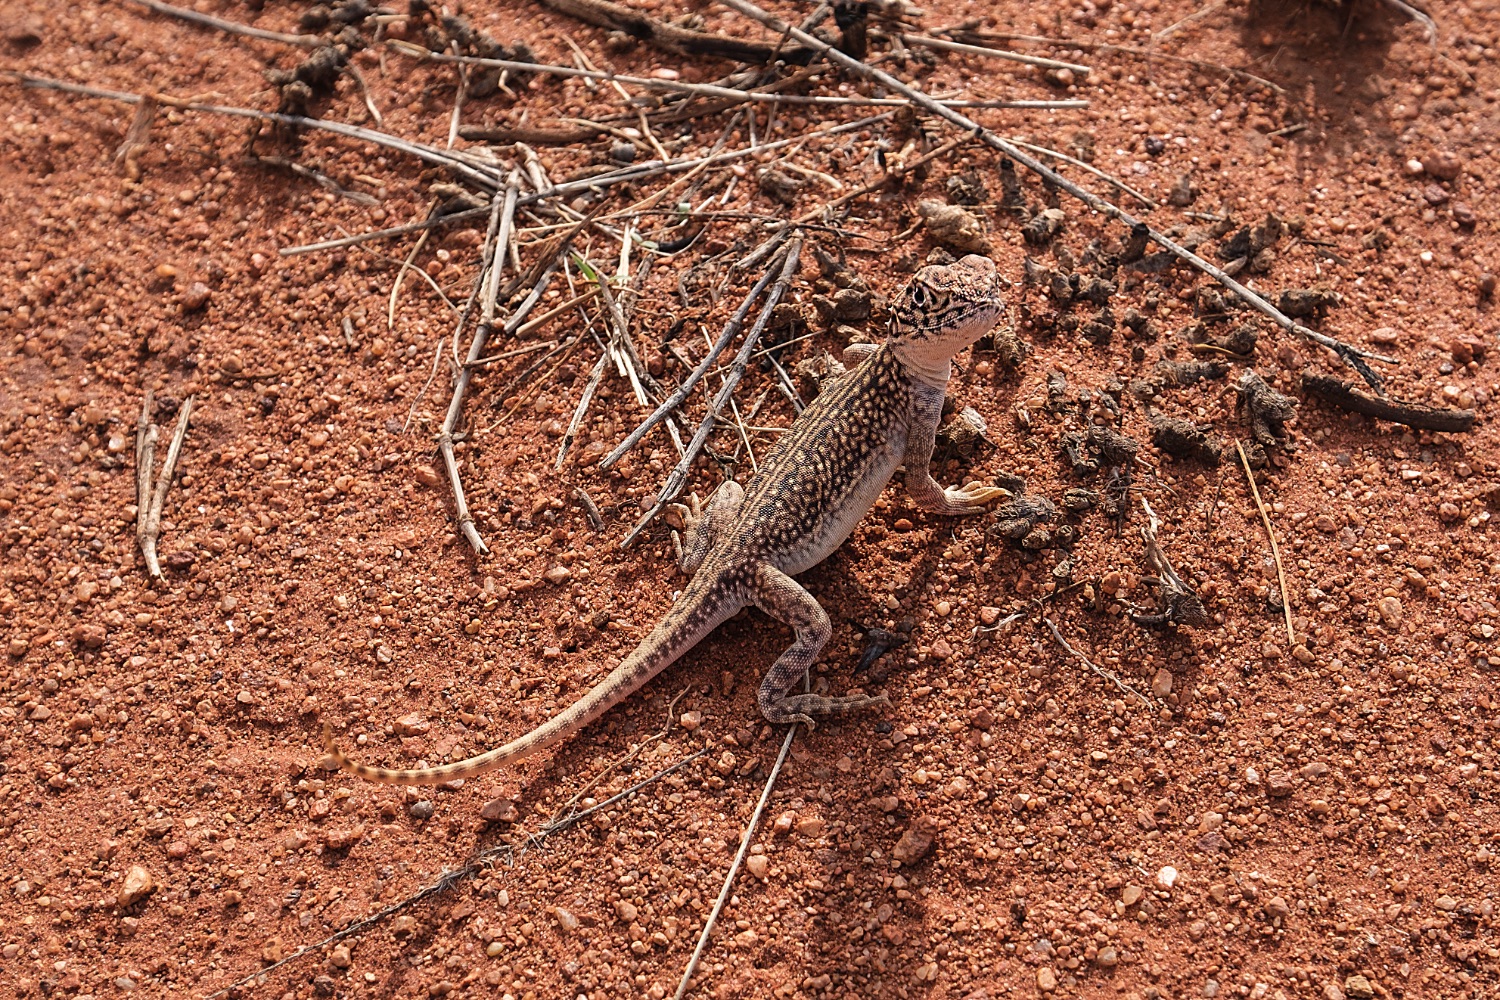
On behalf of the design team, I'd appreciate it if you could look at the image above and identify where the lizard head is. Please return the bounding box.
[888,254,1004,384]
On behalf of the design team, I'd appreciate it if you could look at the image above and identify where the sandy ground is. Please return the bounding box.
[0,0,1497,998]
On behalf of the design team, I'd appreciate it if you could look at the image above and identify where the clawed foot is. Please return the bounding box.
[944,481,1011,512]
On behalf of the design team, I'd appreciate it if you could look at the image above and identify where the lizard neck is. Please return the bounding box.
[889,342,953,390]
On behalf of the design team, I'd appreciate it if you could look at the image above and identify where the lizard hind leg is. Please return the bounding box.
[678,479,745,575]
[749,564,888,728]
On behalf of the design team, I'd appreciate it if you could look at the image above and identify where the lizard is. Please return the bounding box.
[321,252,1008,785]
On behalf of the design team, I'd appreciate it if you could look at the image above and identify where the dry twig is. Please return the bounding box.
[1043,617,1152,709]
[8,72,504,189]
[1234,440,1296,647]
[719,1,1388,385]
[206,745,711,999]
[622,237,803,546]
[134,393,194,579]
[438,179,520,554]
[673,722,796,1000]
[600,229,792,469]
[1300,371,1475,433]
[1130,497,1211,629]
[124,0,322,47]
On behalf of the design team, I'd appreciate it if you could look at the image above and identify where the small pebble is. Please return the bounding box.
[1157,865,1179,889]
[182,282,211,312]
[745,854,769,878]
[679,710,702,731]
[1036,967,1058,992]
[408,800,435,820]
[553,906,580,933]
[795,815,826,837]
[543,565,571,585]
[1150,669,1173,699]
[891,816,938,864]
[1424,150,1462,180]
[481,798,518,823]
[1376,596,1403,627]
[118,865,155,907]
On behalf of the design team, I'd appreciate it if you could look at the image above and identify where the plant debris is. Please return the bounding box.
[1130,498,1212,630]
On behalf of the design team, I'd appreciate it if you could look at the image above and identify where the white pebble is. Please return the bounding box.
[1157,865,1178,889]
[1405,158,1425,175]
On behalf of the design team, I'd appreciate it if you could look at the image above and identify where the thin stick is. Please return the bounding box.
[279,113,897,258]
[573,486,606,531]
[794,135,970,225]
[622,238,802,546]
[1006,136,1159,209]
[556,351,609,472]
[1152,0,1229,41]
[673,721,797,1000]
[898,33,1091,74]
[1043,617,1152,709]
[1235,440,1296,647]
[344,62,384,126]
[205,746,711,1000]
[388,201,439,329]
[466,339,558,369]
[438,179,519,554]
[511,288,599,339]
[124,0,322,47]
[138,396,194,578]
[279,205,492,257]
[718,0,1391,388]
[939,28,1287,97]
[1300,372,1474,433]
[445,40,468,151]
[384,41,1088,111]
[8,73,503,190]
[600,232,790,469]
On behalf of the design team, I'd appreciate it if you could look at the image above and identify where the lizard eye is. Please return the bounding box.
[907,283,930,309]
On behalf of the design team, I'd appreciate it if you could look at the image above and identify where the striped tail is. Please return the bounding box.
[321,575,741,786]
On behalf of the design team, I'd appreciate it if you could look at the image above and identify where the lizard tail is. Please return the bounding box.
[320,577,740,786]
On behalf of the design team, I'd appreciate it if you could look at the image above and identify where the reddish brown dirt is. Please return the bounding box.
[1,1,1497,999]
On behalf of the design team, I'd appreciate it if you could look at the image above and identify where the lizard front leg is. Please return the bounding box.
[901,382,1008,515]
[672,480,745,575]
[749,564,887,728]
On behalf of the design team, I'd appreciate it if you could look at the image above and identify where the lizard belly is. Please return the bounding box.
[778,433,905,576]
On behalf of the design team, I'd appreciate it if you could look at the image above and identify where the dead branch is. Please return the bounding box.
[600,229,792,469]
[1043,617,1153,710]
[719,0,1394,389]
[124,0,322,47]
[538,0,819,63]
[8,72,504,190]
[1234,441,1296,647]
[622,237,803,547]
[898,33,1091,74]
[939,27,1288,97]
[387,42,1086,111]
[134,394,194,579]
[205,745,711,1000]
[1130,496,1212,630]
[673,723,797,1000]
[1300,371,1475,433]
